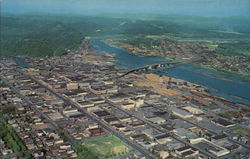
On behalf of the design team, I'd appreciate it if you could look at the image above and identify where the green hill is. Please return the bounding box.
[1,13,250,57]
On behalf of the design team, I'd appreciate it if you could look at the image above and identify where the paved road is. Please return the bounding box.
[106,100,218,159]
[148,103,250,150]
[0,76,75,146]
[16,70,157,159]
[149,104,250,158]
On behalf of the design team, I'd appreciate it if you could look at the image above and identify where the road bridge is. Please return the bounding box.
[119,61,180,78]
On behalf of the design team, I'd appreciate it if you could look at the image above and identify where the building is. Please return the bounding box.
[155,134,172,144]
[93,110,111,118]
[173,128,197,139]
[172,108,193,118]
[212,118,235,128]
[146,116,166,124]
[78,101,94,108]
[175,146,199,158]
[182,106,204,115]
[135,97,144,108]
[108,93,131,103]
[66,83,79,90]
[190,138,230,157]
[112,124,126,131]
[121,102,135,110]
[89,128,104,135]
[90,85,107,95]
[158,151,169,159]
[104,117,120,125]
[48,112,64,121]
[130,134,147,141]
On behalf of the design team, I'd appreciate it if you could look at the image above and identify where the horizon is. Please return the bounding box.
[1,0,250,17]
[1,11,250,18]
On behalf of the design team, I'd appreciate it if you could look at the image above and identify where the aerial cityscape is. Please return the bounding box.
[0,0,250,159]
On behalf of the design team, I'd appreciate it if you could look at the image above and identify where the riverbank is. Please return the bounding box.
[91,37,250,106]
[107,39,250,78]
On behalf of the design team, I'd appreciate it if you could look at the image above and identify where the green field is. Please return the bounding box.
[74,136,133,159]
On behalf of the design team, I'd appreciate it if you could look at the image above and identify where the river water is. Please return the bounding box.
[13,56,31,68]
[91,38,250,106]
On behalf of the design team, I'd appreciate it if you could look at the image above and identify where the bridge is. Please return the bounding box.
[119,61,180,77]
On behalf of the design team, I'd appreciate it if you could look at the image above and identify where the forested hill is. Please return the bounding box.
[1,13,250,57]
[1,15,84,57]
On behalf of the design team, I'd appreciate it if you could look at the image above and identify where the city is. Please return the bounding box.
[1,39,250,159]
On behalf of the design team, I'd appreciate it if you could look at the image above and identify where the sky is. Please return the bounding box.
[1,0,250,17]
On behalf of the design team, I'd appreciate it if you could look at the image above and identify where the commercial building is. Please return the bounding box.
[172,108,193,118]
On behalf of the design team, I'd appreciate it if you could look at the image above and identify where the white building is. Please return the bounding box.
[172,108,193,118]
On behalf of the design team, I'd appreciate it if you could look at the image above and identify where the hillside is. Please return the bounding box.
[1,13,250,57]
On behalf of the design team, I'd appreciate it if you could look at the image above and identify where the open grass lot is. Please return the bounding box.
[75,136,133,159]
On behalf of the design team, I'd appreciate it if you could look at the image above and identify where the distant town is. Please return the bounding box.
[0,39,250,159]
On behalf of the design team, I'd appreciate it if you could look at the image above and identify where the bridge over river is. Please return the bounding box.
[119,61,180,77]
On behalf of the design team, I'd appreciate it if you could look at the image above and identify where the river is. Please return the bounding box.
[12,56,31,68]
[91,38,250,106]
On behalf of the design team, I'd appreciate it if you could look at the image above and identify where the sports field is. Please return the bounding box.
[75,136,133,159]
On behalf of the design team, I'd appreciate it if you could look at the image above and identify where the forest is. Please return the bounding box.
[1,13,250,57]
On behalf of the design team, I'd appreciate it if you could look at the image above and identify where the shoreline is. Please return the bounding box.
[96,38,250,106]
[106,40,250,80]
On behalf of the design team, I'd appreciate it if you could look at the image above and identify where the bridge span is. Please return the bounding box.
[119,61,180,78]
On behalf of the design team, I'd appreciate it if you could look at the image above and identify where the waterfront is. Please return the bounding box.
[91,38,250,106]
